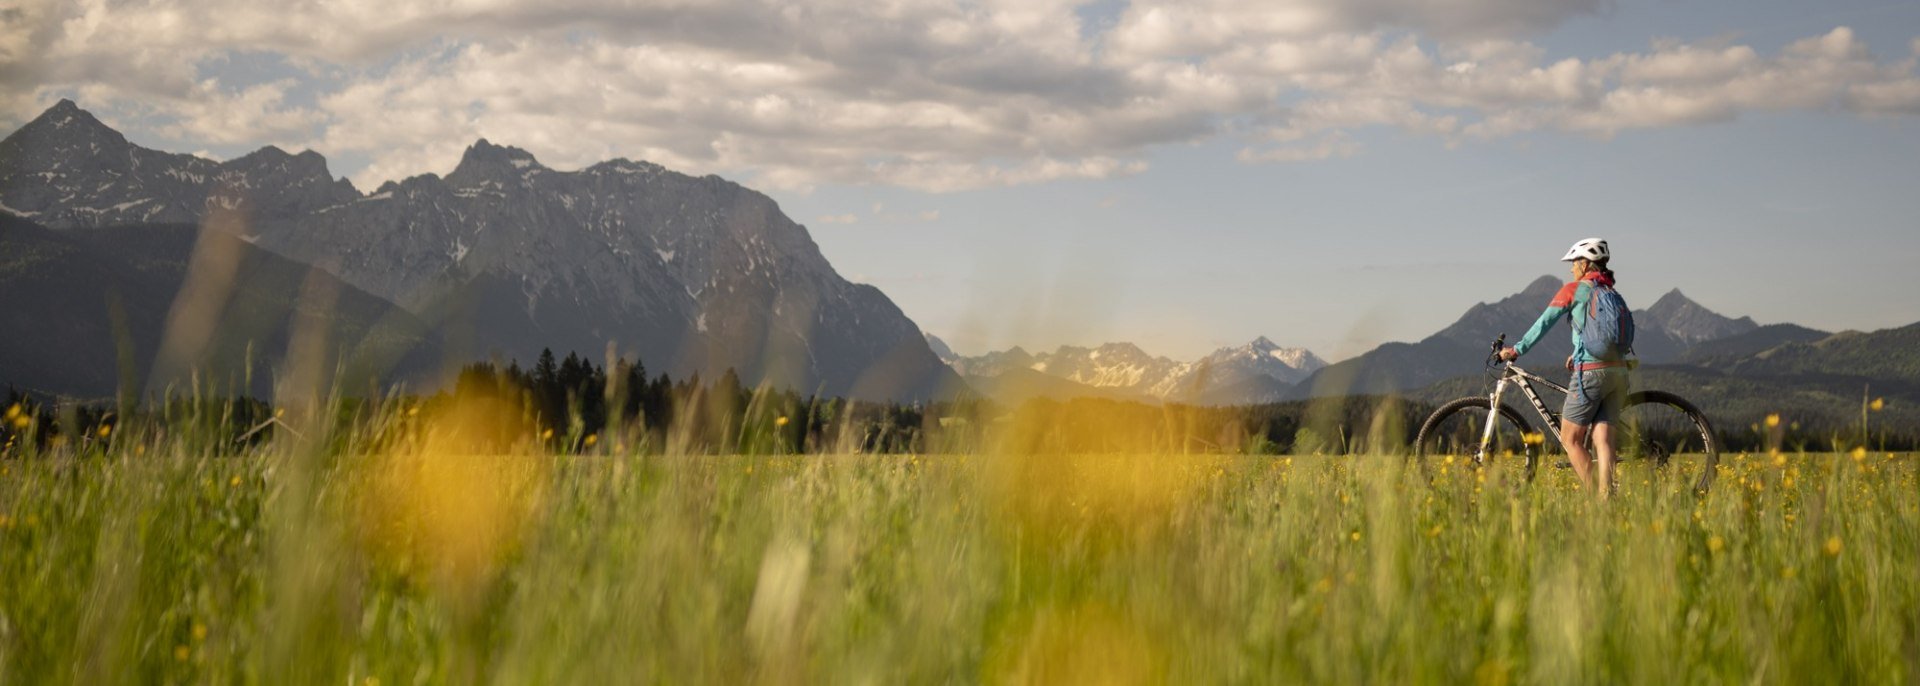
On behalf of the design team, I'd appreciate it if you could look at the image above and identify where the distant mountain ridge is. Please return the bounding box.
[1297,275,1733,398]
[0,100,960,401]
[0,217,434,399]
[1641,288,1759,345]
[1680,323,1831,367]
[0,100,360,227]
[940,276,1819,408]
[1712,322,1920,384]
[931,335,1326,405]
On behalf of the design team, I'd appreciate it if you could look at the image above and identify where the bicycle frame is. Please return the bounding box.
[1478,362,1566,458]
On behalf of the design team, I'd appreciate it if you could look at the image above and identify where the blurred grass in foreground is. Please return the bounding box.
[1,401,1916,684]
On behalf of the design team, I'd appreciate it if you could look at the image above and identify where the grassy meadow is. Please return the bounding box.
[1,396,1916,685]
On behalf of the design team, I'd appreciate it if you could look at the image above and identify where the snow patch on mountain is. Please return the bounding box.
[945,337,1326,402]
[0,100,963,401]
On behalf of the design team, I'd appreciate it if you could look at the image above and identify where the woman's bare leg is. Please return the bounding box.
[1592,422,1616,500]
[1561,422,1594,491]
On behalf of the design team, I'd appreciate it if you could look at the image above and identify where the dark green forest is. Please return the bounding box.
[6,346,1915,458]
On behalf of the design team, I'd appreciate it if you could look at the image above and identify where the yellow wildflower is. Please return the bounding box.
[1870,397,1885,412]
[775,415,789,427]
[1708,535,1725,553]
[584,434,598,447]
[1824,536,1842,556]
[97,424,111,438]
[1765,414,1781,428]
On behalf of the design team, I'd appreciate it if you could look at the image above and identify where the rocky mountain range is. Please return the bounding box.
[0,100,960,401]
[1295,276,1744,399]
[0,217,434,399]
[5,99,1906,419]
[1639,288,1760,345]
[932,335,1326,405]
[943,275,1815,407]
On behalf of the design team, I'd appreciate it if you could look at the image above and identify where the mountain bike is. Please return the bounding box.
[1413,335,1720,494]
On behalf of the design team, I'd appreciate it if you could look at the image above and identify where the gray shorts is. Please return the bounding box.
[1563,367,1630,427]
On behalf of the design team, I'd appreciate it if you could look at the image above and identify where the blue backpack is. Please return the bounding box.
[1578,282,1635,361]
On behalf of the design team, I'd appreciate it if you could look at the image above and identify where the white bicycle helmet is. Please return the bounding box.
[1561,237,1609,262]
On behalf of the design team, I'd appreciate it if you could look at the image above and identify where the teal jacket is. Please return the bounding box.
[1513,271,1617,363]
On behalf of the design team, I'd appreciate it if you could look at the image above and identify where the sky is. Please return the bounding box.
[4,0,1918,362]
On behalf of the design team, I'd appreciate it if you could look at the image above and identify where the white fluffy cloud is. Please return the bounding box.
[4,0,1917,190]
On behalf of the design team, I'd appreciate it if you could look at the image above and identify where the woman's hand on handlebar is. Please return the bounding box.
[1497,347,1518,362]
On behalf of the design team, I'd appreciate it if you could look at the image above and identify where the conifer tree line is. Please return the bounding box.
[5,352,1916,455]
[446,348,943,454]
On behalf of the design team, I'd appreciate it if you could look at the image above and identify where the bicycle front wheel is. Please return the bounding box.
[1616,390,1720,494]
[1413,397,1541,482]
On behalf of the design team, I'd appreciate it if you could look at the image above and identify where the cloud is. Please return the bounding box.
[1848,77,1920,115]
[154,79,324,144]
[1105,0,1608,59]
[4,0,1917,191]
[1238,132,1361,162]
[813,207,941,227]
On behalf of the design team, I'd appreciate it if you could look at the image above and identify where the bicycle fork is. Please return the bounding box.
[1478,378,1508,461]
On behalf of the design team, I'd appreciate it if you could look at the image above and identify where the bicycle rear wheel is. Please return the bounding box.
[1413,397,1540,482]
[1615,390,1720,494]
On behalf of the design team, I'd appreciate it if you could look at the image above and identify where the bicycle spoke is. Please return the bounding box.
[1414,397,1538,482]
[1617,391,1720,494]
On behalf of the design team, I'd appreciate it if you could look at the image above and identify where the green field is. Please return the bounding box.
[1,405,1915,684]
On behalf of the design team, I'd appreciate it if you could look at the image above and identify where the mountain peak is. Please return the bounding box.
[234,144,327,166]
[449,139,544,183]
[1523,275,1563,296]
[1248,335,1278,349]
[1649,288,1694,312]
[222,144,343,197]
[924,333,957,362]
[1638,287,1758,345]
[1094,341,1149,358]
[464,138,539,164]
[9,99,128,148]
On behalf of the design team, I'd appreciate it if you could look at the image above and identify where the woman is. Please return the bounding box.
[1498,238,1631,499]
